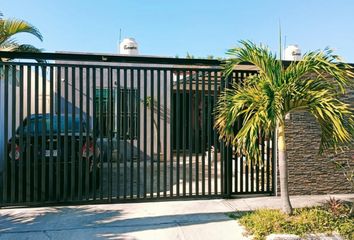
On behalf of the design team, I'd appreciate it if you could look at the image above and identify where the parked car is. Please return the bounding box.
[5,114,100,201]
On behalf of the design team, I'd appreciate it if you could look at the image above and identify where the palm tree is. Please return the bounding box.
[214,40,354,214]
[0,11,43,55]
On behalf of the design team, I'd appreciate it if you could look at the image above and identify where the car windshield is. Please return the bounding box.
[19,115,87,134]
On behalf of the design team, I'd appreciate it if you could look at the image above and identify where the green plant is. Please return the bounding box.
[325,197,347,217]
[331,159,354,216]
[0,11,43,56]
[214,40,354,214]
[237,207,354,240]
[239,209,289,239]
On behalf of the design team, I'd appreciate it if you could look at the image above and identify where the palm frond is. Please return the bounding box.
[0,18,43,44]
[14,44,43,53]
[0,41,44,62]
[223,40,282,87]
[307,90,354,152]
[214,79,274,163]
[0,38,19,51]
[0,14,43,60]
[284,48,354,94]
[215,41,354,163]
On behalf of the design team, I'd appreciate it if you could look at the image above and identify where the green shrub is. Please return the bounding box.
[235,206,354,240]
[239,209,289,239]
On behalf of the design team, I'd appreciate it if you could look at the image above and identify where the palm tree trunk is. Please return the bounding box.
[278,121,293,214]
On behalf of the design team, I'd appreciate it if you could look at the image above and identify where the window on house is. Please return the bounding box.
[95,88,138,139]
[118,88,138,140]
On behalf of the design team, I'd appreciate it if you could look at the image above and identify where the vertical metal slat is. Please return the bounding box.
[99,68,104,200]
[78,67,83,200]
[33,66,39,202]
[26,66,32,202]
[150,70,154,198]
[201,71,206,196]
[18,66,24,202]
[175,71,180,196]
[56,67,61,200]
[143,69,147,198]
[207,71,212,195]
[41,66,47,201]
[63,67,69,200]
[2,66,9,203]
[10,65,16,203]
[156,70,161,197]
[49,66,54,200]
[188,70,193,196]
[123,69,128,199]
[213,70,218,195]
[115,68,121,199]
[163,70,167,197]
[136,69,141,198]
[169,69,174,197]
[85,67,90,200]
[70,67,76,200]
[130,69,134,198]
[195,70,199,196]
[108,67,113,202]
[92,68,97,200]
[182,70,187,196]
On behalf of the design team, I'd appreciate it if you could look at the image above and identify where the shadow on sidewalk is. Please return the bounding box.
[0,206,242,239]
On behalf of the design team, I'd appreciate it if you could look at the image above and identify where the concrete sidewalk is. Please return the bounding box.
[0,194,353,240]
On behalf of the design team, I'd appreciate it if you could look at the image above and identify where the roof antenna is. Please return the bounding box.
[279,20,282,61]
[117,28,122,54]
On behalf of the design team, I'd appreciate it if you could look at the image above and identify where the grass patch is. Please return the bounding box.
[230,202,353,240]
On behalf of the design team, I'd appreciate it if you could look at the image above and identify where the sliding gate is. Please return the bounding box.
[0,52,275,207]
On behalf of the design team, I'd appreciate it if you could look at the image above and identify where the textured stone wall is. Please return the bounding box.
[278,90,354,195]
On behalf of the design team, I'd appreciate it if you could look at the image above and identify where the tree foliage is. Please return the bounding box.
[214,40,354,163]
[0,11,43,55]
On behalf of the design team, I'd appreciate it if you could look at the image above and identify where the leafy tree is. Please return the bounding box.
[0,11,43,55]
[214,40,354,214]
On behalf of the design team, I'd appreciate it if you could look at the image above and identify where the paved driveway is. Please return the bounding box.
[0,194,352,240]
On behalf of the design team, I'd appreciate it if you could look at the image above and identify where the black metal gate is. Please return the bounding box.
[0,52,275,207]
